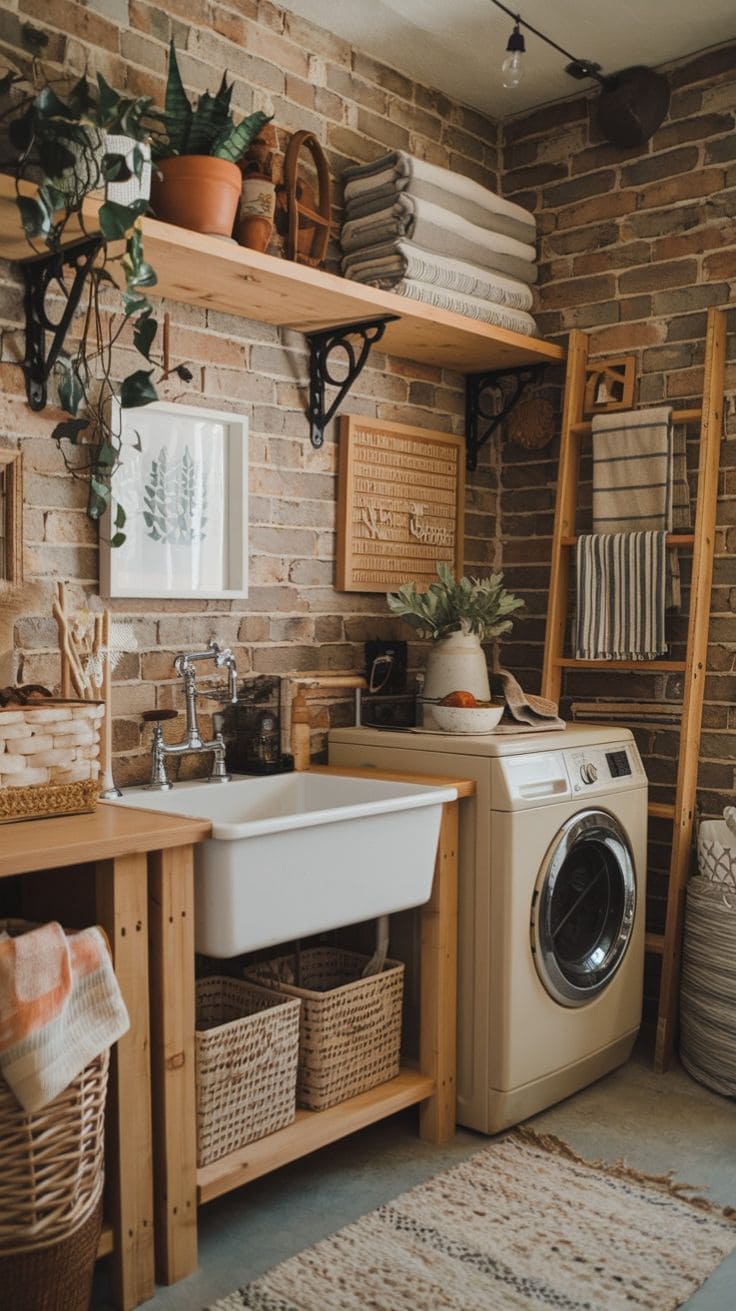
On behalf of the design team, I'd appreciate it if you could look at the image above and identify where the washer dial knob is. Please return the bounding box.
[580,761,598,785]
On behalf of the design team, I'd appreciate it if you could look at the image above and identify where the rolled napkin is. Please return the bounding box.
[342,149,537,245]
[493,667,565,732]
[0,921,129,1112]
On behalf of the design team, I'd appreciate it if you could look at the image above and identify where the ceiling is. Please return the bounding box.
[279,0,735,119]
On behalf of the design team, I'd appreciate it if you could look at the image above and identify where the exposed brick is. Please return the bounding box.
[637,167,726,209]
[618,257,699,294]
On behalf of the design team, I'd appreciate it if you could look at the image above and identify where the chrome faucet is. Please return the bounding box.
[146,641,238,790]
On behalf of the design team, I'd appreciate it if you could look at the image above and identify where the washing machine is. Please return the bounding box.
[328,723,648,1134]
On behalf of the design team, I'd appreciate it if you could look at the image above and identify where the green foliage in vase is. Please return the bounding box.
[152,41,272,163]
[387,562,524,641]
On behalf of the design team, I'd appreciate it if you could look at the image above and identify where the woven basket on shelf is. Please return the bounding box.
[0,699,104,823]
[245,947,405,1111]
[195,976,301,1167]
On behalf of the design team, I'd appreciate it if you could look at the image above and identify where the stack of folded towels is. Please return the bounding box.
[340,150,539,336]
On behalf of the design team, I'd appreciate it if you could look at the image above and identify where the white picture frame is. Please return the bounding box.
[100,400,248,600]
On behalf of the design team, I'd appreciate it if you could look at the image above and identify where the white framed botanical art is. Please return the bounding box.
[100,400,248,600]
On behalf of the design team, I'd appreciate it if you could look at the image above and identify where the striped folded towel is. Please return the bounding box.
[575,531,668,661]
[0,921,129,1112]
[591,406,690,609]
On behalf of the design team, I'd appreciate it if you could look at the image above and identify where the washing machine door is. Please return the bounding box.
[531,808,637,1007]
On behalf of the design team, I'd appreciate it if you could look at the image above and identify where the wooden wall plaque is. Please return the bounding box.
[336,416,464,593]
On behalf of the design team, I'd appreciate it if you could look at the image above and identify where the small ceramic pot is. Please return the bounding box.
[236,214,273,253]
[236,174,276,252]
[104,134,151,205]
[151,156,242,237]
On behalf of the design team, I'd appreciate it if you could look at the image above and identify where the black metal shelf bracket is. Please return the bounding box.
[21,235,103,411]
[306,315,400,448]
[465,363,546,471]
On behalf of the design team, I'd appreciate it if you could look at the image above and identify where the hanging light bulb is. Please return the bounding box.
[501,20,525,88]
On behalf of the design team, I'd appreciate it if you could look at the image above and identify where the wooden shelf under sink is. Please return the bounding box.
[0,175,564,377]
[197,1068,434,1204]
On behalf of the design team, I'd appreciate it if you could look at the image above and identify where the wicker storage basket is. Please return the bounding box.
[0,699,104,823]
[697,819,736,889]
[195,976,301,1167]
[245,948,405,1111]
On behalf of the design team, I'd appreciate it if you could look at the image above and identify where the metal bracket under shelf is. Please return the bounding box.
[21,235,103,412]
[465,363,546,471]
[306,315,400,448]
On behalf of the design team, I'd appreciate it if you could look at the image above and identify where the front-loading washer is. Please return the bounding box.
[329,723,648,1134]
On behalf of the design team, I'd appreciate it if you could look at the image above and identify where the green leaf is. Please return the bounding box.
[115,503,126,530]
[52,417,89,443]
[133,310,157,360]
[98,198,147,240]
[96,72,120,124]
[16,195,50,239]
[88,477,110,520]
[126,260,157,289]
[109,531,126,548]
[163,39,193,156]
[35,85,77,122]
[101,151,131,182]
[122,291,151,317]
[120,369,158,408]
[186,80,233,154]
[212,110,272,163]
[57,363,85,415]
[8,107,35,154]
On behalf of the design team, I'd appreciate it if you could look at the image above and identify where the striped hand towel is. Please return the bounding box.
[591,406,690,609]
[575,531,668,661]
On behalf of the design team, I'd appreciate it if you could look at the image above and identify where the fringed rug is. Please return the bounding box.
[208,1129,736,1311]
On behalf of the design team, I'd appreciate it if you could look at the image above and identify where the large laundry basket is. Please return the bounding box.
[0,919,111,1311]
[679,821,736,1096]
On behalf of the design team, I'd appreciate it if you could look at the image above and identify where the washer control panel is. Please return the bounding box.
[569,744,642,794]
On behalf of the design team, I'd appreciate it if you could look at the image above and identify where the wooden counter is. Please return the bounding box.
[0,803,211,1311]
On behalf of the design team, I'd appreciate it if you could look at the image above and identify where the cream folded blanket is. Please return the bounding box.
[342,239,534,310]
[0,921,129,1112]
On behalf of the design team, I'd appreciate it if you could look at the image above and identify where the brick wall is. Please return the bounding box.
[497,44,736,1006]
[0,0,500,783]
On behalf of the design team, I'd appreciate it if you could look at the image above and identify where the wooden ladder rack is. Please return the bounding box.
[541,307,727,1073]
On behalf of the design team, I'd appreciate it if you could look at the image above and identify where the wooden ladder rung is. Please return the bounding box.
[556,658,687,672]
[569,407,701,435]
[645,932,665,955]
[560,534,695,548]
[648,802,676,820]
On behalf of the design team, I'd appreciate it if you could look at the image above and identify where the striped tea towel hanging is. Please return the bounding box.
[575,531,668,661]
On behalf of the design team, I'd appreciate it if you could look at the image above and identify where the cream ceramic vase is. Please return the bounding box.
[423,630,491,725]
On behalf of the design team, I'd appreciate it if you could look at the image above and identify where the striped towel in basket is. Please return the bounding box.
[575,531,668,661]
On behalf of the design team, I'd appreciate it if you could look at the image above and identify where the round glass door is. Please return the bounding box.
[531,809,636,1007]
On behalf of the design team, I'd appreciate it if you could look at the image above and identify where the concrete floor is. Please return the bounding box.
[93,1038,736,1311]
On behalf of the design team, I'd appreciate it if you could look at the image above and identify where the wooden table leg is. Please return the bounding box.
[95,853,155,1311]
[419,799,458,1143]
[148,846,198,1284]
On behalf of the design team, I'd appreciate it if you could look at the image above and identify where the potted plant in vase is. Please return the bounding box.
[151,41,272,239]
[387,562,524,711]
[1,44,187,543]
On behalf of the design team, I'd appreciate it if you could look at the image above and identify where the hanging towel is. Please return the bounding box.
[0,921,129,1112]
[591,406,690,610]
[342,150,537,244]
[575,531,668,661]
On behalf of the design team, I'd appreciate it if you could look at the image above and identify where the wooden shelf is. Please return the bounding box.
[648,801,676,820]
[197,1068,434,1205]
[0,175,564,377]
[556,657,687,672]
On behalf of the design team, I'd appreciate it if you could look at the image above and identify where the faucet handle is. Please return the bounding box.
[141,709,179,724]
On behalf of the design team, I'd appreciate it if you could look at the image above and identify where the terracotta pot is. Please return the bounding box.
[236,214,274,253]
[151,156,242,237]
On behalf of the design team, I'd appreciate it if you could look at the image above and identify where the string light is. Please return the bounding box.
[489,0,603,89]
[501,22,526,88]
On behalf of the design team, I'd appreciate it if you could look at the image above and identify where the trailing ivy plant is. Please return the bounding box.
[152,40,272,163]
[0,36,191,544]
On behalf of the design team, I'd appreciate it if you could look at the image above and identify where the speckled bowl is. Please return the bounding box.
[431,703,504,734]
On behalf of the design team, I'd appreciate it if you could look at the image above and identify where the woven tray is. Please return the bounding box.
[245,948,405,1111]
[195,976,301,1167]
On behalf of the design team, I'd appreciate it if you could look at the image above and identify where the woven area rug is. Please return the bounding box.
[208,1129,736,1311]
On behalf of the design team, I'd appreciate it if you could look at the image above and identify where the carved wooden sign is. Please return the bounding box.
[336,416,464,593]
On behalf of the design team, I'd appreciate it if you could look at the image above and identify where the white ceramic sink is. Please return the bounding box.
[111,772,456,957]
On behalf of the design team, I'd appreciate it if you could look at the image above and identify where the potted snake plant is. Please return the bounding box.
[151,41,272,238]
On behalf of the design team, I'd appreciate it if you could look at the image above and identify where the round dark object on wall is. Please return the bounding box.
[596,66,670,148]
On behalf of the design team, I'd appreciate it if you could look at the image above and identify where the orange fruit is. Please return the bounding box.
[440,690,478,708]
